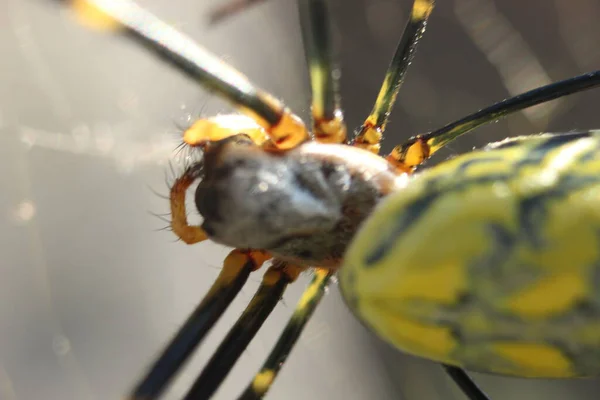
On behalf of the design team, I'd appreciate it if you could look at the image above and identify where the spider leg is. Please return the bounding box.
[129,249,271,399]
[443,366,491,400]
[169,162,207,245]
[61,0,309,150]
[387,69,600,172]
[352,0,434,154]
[297,0,347,144]
[208,0,268,25]
[238,268,334,399]
[182,260,305,400]
[207,0,349,145]
[182,115,271,149]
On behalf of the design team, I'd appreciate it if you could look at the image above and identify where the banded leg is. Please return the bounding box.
[352,0,434,154]
[297,0,347,144]
[129,249,271,399]
[64,0,309,150]
[207,0,348,144]
[386,69,600,172]
[239,268,334,400]
[182,261,305,400]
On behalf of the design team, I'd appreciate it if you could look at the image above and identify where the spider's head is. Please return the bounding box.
[194,135,346,252]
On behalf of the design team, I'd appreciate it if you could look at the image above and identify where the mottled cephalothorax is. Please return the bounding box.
[196,135,406,266]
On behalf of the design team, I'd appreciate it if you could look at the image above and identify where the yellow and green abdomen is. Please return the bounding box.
[339,131,600,378]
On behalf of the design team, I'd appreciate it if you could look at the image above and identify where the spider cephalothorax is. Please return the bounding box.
[194,134,406,266]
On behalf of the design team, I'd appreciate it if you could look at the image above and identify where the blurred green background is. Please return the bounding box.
[1,0,599,399]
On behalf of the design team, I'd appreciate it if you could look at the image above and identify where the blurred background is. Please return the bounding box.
[1,0,600,399]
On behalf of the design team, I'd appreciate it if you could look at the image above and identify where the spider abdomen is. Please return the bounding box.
[340,130,600,378]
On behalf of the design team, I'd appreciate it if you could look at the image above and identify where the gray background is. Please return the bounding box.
[1,0,600,399]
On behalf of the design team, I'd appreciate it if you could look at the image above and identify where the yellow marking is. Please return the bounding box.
[183,115,269,147]
[340,132,600,377]
[516,136,596,196]
[362,306,455,362]
[424,148,518,180]
[243,94,310,149]
[370,80,392,130]
[356,0,435,152]
[269,109,310,149]
[503,272,587,317]
[531,196,600,272]
[297,269,329,309]
[346,183,514,302]
[361,125,382,145]
[411,0,435,20]
[309,63,327,119]
[385,262,467,305]
[71,0,121,31]
[252,370,275,394]
[403,140,428,168]
[353,122,382,154]
[313,109,347,144]
[492,342,573,377]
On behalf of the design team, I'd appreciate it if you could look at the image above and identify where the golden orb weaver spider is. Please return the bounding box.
[52,0,600,399]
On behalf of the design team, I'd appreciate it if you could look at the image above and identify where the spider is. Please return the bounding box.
[56,0,600,399]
